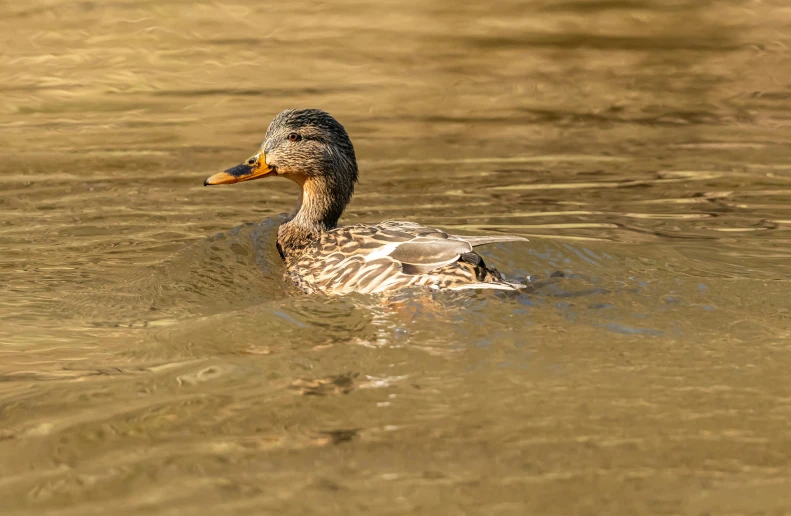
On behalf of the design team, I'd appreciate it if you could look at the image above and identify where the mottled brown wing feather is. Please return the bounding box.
[290,221,526,294]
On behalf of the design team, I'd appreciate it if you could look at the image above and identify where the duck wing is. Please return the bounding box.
[312,221,527,283]
[387,239,472,274]
[374,221,527,271]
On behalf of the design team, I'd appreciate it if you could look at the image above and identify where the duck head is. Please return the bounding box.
[204,109,358,230]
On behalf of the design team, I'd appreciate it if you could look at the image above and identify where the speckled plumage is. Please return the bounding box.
[285,221,526,295]
[206,109,527,296]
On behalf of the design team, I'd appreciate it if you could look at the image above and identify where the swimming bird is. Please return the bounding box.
[204,109,527,295]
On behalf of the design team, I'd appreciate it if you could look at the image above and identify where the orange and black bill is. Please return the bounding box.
[203,153,275,186]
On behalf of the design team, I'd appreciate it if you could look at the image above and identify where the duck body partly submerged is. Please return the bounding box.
[204,109,527,296]
[282,220,525,295]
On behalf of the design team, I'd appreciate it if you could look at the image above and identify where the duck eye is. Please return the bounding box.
[287,132,301,142]
[246,156,257,165]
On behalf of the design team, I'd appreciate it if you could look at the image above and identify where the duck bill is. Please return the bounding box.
[204,155,275,186]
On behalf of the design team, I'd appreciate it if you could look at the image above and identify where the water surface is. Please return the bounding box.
[2,1,791,514]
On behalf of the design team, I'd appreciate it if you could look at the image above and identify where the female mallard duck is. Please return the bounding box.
[204,109,527,295]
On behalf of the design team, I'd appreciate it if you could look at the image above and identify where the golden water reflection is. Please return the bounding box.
[2,0,791,514]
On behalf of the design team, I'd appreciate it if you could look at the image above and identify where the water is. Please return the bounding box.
[2,0,791,514]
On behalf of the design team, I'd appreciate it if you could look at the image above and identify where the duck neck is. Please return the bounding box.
[277,176,350,261]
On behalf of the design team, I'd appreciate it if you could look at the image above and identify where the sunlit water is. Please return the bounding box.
[2,1,791,514]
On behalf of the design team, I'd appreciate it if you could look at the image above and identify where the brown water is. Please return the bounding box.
[2,1,791,514]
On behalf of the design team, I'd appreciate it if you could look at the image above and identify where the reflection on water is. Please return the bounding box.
[3,0,791,514]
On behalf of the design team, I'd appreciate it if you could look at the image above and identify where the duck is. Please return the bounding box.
[204,109,527,295]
